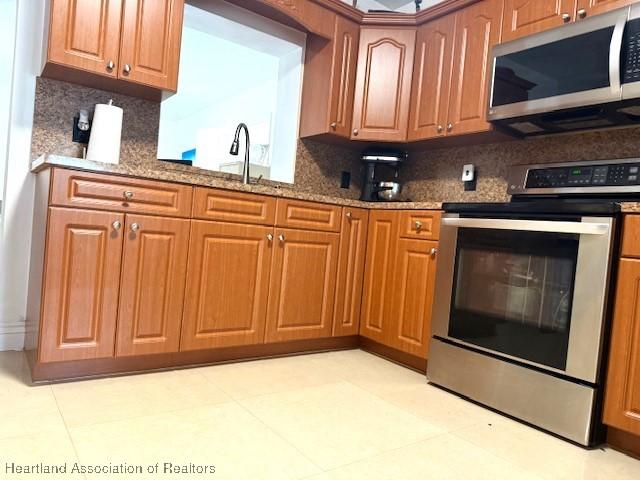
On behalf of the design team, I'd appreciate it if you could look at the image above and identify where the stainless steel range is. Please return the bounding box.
[426,158,640,446]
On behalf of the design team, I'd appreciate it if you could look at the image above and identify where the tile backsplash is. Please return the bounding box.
[30,77,640,204]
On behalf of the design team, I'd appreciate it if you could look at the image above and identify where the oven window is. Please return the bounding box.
[448,228,579,370]
[492,27,614,107]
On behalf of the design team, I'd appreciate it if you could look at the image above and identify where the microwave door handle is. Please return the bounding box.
[440,218,609,235]
[610,15,627,95]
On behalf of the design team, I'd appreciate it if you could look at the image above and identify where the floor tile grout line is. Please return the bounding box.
[49,381,87,480]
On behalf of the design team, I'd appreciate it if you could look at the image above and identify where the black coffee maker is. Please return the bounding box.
[360,148,407,202]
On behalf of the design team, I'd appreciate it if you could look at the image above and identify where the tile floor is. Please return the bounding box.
[1,348,639,479]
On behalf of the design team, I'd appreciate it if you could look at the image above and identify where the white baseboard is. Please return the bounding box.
[0,321,26,351]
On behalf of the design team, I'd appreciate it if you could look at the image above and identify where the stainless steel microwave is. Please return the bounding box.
[488,4,640,136]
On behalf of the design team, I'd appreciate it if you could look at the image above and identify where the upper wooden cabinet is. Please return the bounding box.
[299,15,359,139]
[119,0,184,90]
[39,208,124,363]
[604,258,640,436]
[447,0,504,136]
[503,0,638,42]
[44,0,184,92]
[351,27,416,142]
[502,0,576,42]
[408,14,456,141]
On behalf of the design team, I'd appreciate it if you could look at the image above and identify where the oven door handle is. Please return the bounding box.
[441,218,610,235]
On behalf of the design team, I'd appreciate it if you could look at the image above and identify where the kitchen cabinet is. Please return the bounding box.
[408,13,456,141]
[44,0,184,92]
[115,214,190,357]
[388,239,438,357]
[180,221,274,350]
[577,0,638,18]
[333,208,368,336]
[265,228,340,343]
[351,27,416,142]
[604,258,640,436]
[39,208,124,363]
[502,0,577,41]
[447,0,504,136]
[360,210,440,359]
[300,15,359,139]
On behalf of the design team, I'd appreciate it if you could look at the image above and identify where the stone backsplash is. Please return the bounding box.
[31,77,640,204]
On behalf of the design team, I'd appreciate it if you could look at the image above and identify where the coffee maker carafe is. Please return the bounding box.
[360,148,407,202]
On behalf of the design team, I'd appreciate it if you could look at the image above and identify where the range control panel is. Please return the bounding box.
[525,163,640,188]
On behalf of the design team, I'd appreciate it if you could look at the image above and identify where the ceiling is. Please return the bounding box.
[341,0,446,13]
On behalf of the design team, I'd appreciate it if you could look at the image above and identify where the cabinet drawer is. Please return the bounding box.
[275,199,342,232]
[192,187,276,225]
[50,168,193,218]
[399,211,441,240]
[621,215,640,258]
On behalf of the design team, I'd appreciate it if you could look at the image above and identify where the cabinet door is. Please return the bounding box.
[351,27,416,142]
[39,208,124,363]
[604,259,640,436]
[47,0,123,77]
[388,239,438,357]
[408,14,456,141]
[359,211,399,344]
[502,0,577,42]
[333,208,368,337]
[265,229,340,343]
[577,0,637,19]
[119,0,184,90]
[447,0,504,136]
[329,16,360,138]
[115,215,190,357]
[180,221,273,351]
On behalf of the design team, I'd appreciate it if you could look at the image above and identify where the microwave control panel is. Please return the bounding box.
[525,163,640,188]
[624,18,640,84]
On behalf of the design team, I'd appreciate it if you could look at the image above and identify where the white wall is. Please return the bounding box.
[0,0,46,351]
[0,0,17,204]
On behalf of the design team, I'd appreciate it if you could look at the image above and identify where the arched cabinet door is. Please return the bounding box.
[351,27,416,142]
[502,0,577,42]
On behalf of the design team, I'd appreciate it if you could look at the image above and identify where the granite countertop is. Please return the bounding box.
[31,155,443,210]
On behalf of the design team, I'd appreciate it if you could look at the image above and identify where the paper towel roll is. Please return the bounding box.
[86,101,123,164]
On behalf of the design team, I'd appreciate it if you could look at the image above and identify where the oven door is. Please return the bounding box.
[488,8,628,121]
[431,215,614,384]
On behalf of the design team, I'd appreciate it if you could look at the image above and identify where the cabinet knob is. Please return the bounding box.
[106,60,115,71]
[278,234,285,243]
[352,128,359,136]
[447,123,454,132]
[130,223,140,232]
[123,191,134,200]
[562,13,571,22]
[430,247,438,257]
[415,220,423,231]
[123,64,131,74]
[437,125,443,134]
[330,122,337,130]
[267,233,274,242]
[112,220,122,231]
[577,9,587,19]
[346,211,352,219]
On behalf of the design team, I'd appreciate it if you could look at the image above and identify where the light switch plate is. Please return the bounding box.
[462,164,475,182]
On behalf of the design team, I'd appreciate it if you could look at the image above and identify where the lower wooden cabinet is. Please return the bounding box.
[359,210,440,359]
[39,208,124,363]
[333,208,368,336]
[389,238,438,357]
[265,228,340,343]
[604,258,640,436]
[115,214,190,357]
[180,221,274,350]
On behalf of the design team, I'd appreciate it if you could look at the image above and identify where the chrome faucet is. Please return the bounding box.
[229,123,250,184]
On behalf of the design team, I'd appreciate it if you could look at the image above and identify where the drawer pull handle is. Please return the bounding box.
[415,221,423,231]
[112,221,122,231]
[123,191,134,200]
[278,234,285,243]
[130,223,140,232]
